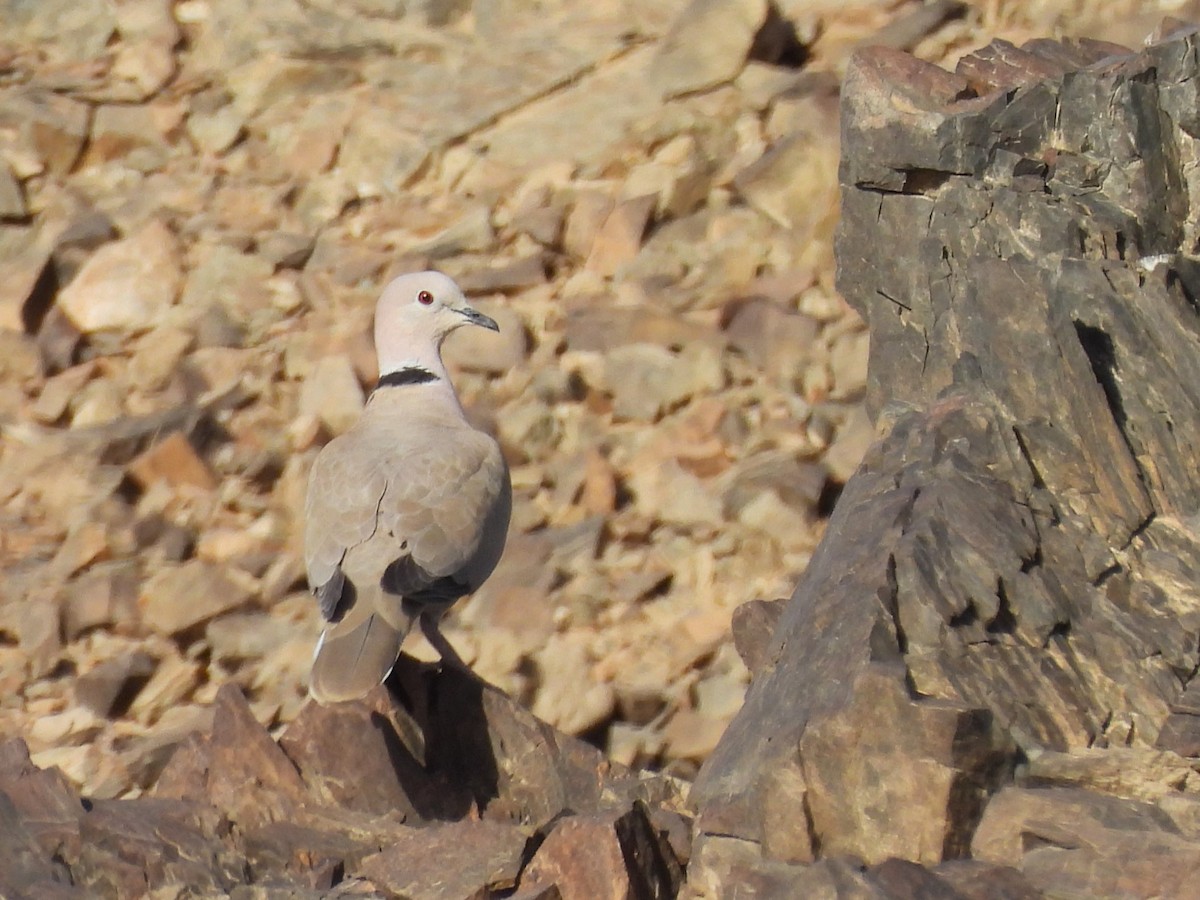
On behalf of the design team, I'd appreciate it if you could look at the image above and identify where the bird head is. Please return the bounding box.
[373,271,499,374]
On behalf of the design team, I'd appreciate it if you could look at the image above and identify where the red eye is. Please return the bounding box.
[417,290,434,305]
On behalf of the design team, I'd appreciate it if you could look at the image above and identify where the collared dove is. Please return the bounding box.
[304,271,511,704]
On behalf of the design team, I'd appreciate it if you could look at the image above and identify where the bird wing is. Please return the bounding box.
[303,432,390,620]
[304,420,509,621]
[377,426,508,595]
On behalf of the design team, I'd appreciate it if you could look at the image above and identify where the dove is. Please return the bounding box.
[304,271,511,704]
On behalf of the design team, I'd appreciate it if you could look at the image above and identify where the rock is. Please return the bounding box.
[662,708,728,762]
[823,403,875,483]
[649,0,769,99]
[604,343,724,422]
[187,101,247,154]
[730,597,785,677]
[181,245,278,338]
[0,89,90,174]
[110,0,180,99]
[57,219,182,334]
[828,327,870,401]
[0,244,53,333]
[628,458,723,529]
[279,685,472,822]
[139,560,255,635]
[563,192,615,261]
[129,325,193,391]
[723,296,820,388]
[257,231,315,270]
[1022,746,1200,800]
[203,612,290,665]
[585,194,656,277]
[519,807,683,900]
[973,787,1200,898]
[1156,670,1200,753]
[62,561,141,640]
[566,306,719,354]
[0,159,27,219]
[126,431,217,493]
[0,739,86,897]
[456,254,549,295]
[799,664,1014,864]
[86,104,169,169]
[154,684,309,829]
[354,819,530,898]
[733,131,840,233]
[531,634,616,736]
[74,651,158,718]
[74,797,243,896]
[31,361,95,424]
[298,355,365,436]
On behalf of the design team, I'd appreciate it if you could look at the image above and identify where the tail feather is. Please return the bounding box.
[309,612,408,704]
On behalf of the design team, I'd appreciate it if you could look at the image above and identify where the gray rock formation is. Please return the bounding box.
[691,21,1200,899]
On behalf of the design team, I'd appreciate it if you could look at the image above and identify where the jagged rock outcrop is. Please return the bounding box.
[690,20,1200,899]
[0,660,688,898]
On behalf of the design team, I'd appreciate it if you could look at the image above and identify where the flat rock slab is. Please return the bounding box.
[355,819,530,898]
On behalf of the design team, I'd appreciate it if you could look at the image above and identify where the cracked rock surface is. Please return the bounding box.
[692,18,1200,899]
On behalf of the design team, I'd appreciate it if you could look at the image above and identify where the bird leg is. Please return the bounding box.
[419,609,469,671]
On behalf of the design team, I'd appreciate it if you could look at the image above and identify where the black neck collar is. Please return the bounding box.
[375,366,440,390]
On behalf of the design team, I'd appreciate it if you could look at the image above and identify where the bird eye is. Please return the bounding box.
[417,290,434,305]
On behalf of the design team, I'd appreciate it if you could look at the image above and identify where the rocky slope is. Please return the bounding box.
[4,0,1200,898]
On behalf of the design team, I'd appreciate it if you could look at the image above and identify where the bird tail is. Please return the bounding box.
[308,610,409,704]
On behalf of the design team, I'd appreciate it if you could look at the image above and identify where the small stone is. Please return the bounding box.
[139,560,255,635]
[70,377,125,427]
[62,561,141,640]
[829,328,870,401]
[649,0,768,99]
[733,133,840,232]
[519,807,682,900]
[57,219,182,333]
[457,254,548,295]
[257,231,315,270]
[299,355,365,436]
[824,404,875,483]
[731,597,785,676]
[75,651,157,717]
[604,343,725,422]
[496,398,562,465]
[628,458,723,528]
[129,326,193,391]
[126,431,217,493]
[206,612,293,665]
[0,160,27,219]
[585,195,656,277]
[0,244,54,333]
[406,204,496,259]
[563,191,615,261]
[532,634,616,736]
[663,708,728,761]
[0,89,90,174]
[186,103,246,154]
[110,0,180,98]
[128,653,201,722]
[31,361,95,424]
[86,104,168,169]
[723,297,820,387]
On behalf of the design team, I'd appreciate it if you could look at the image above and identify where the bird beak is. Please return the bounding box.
[458,306,499,332]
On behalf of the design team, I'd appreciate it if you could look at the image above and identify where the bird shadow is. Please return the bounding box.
[381,654,502,821]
